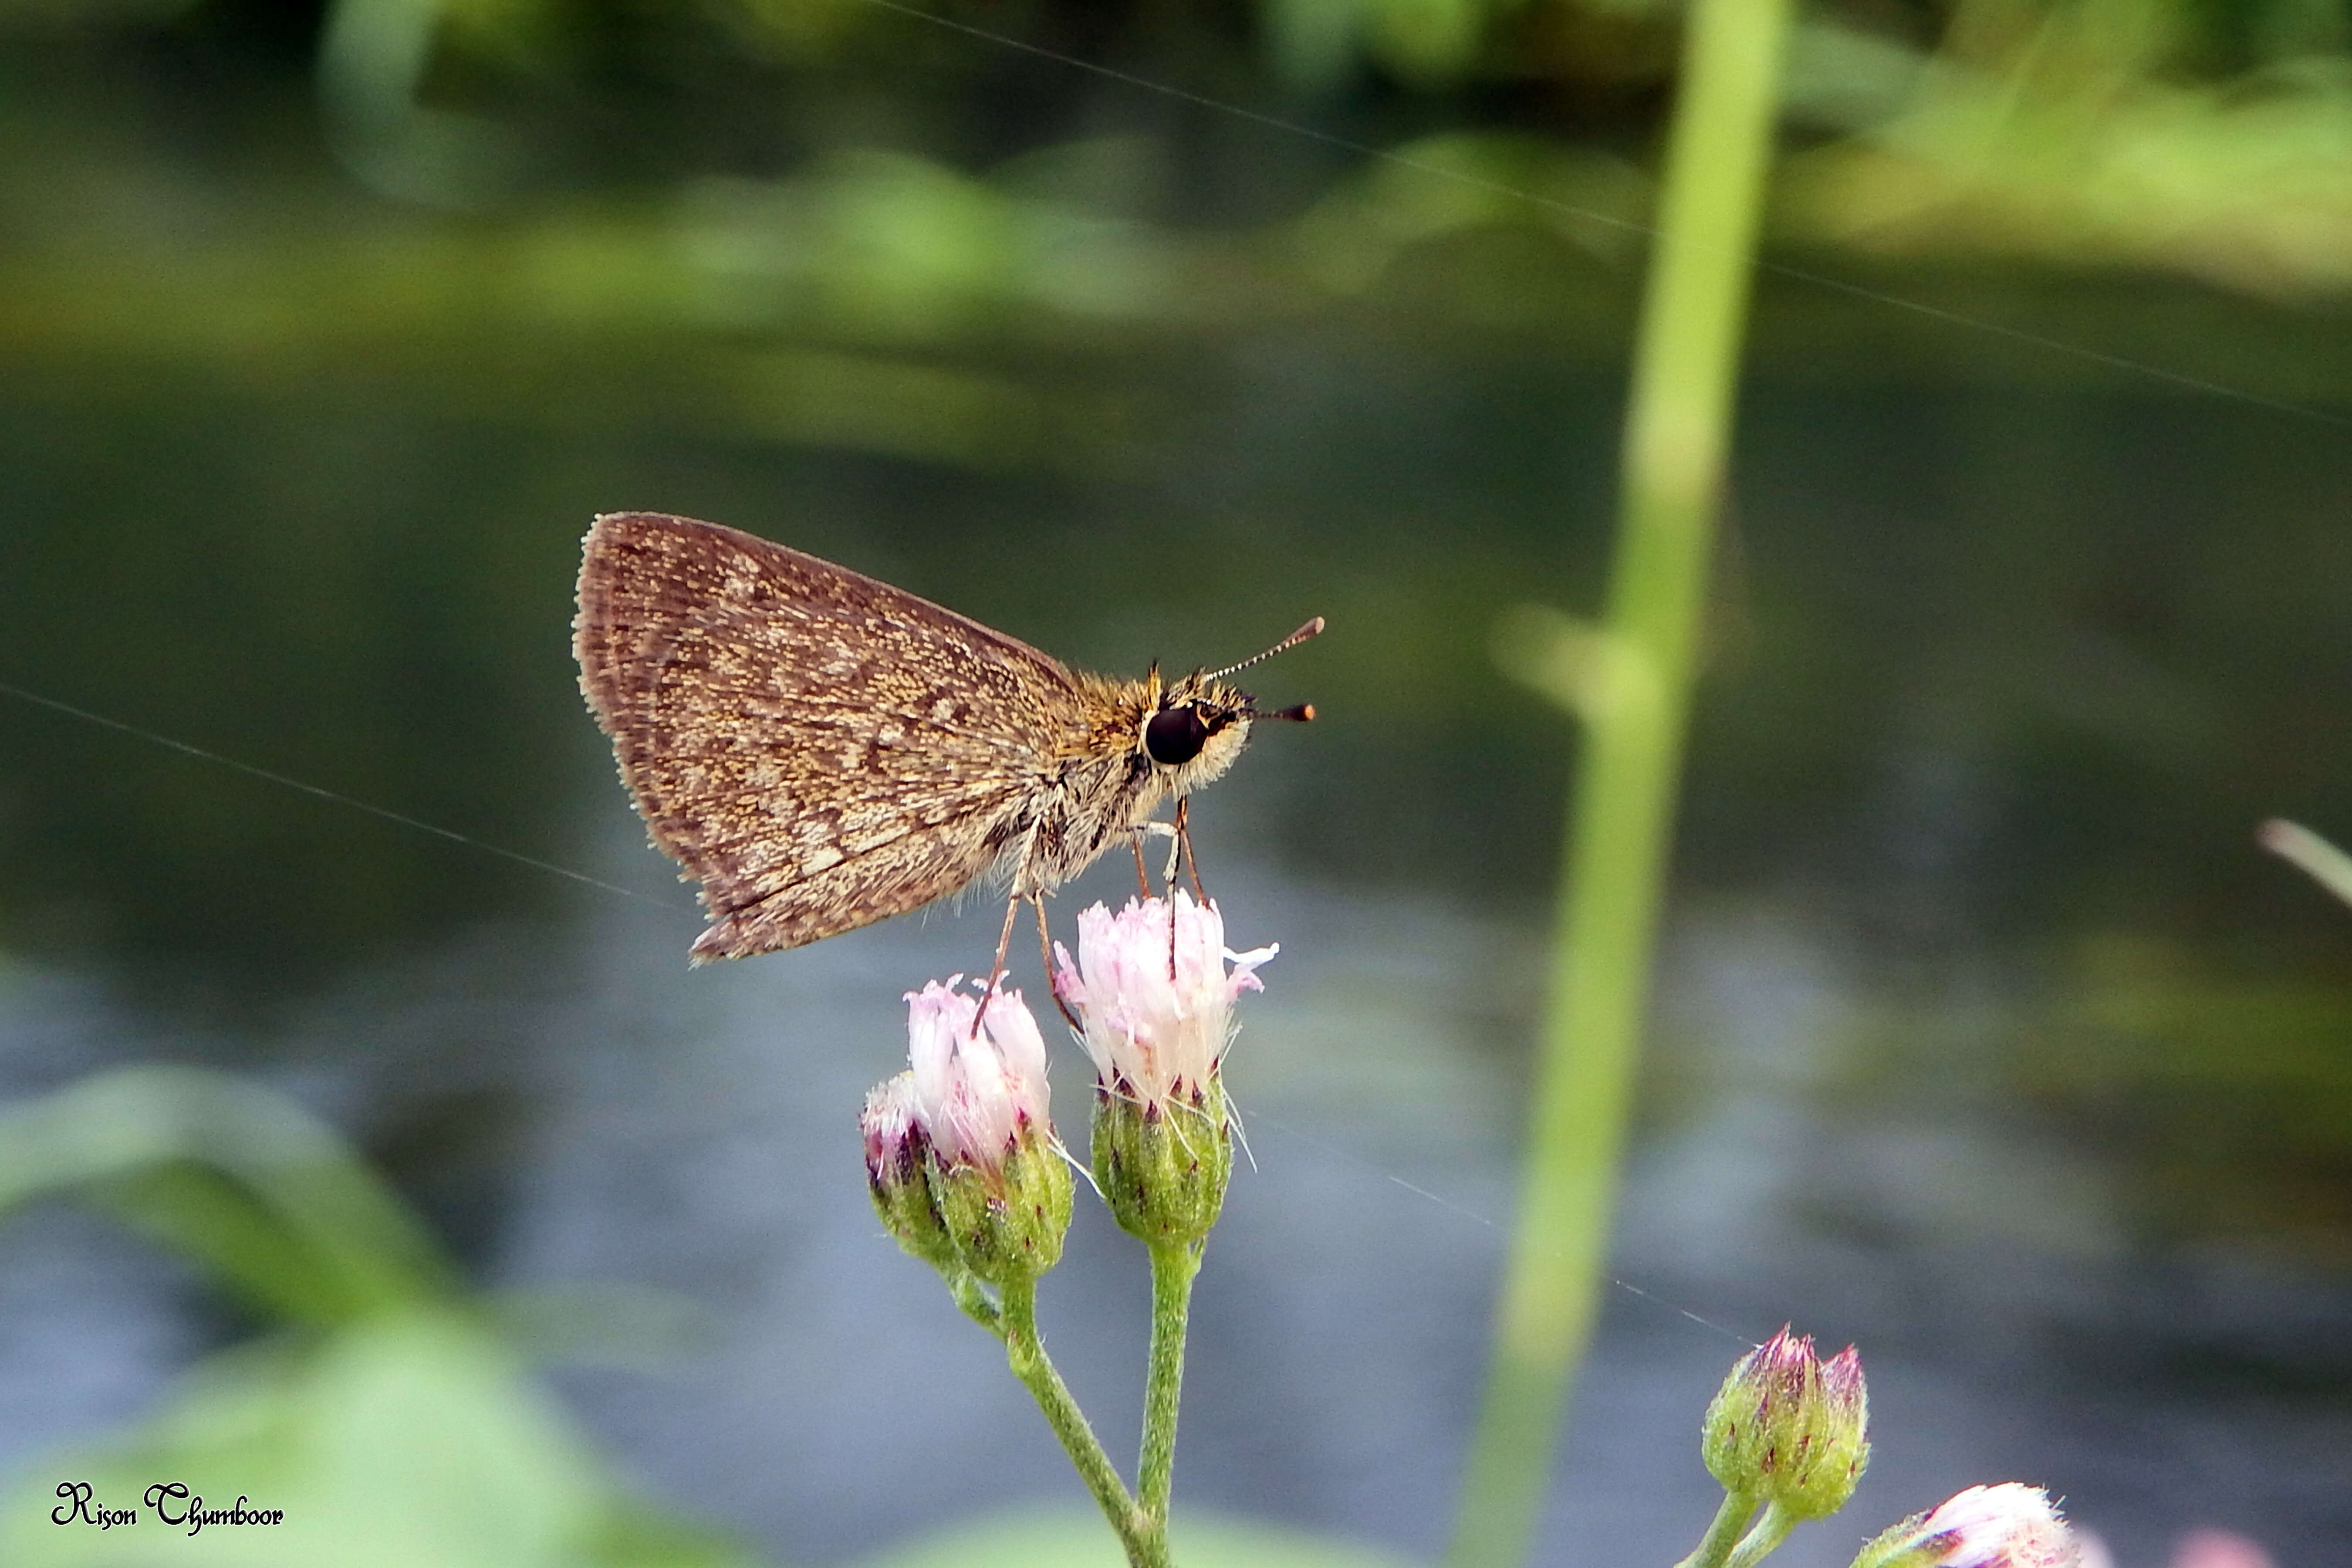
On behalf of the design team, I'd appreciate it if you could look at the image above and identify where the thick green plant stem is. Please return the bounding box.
[1674,1492,1764,1568]
[1139,1240,1202,1523]
[1446,0,1794,1562]
[1000,1279,1166,1567]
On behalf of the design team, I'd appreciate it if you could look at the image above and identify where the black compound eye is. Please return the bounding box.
[1145,706,1212,766]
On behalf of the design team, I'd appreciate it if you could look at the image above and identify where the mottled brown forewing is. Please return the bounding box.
[574,512,1087,961]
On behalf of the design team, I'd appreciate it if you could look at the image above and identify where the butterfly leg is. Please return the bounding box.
[1130,821,1179,893]
[1034,893,1081,1031]
[1130,835,1152,899]
[974,827,1042,1037]
[1175,795,1209,903]
[1162,802,1187,980]
[971,894,1025,1037]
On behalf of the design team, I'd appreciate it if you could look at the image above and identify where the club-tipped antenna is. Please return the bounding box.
[1208,617,1325,683]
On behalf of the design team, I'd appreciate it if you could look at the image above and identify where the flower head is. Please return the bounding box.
[1052,892,1274,1248]
[904,975,1052,1173]
[865,977,1070,1287]
[861,1072,955,1269]
[1855,1484,2080,1568]
[1051,891,1275,1107]
[1702,1325,1870,1517]
[1915,1486,2078,1568]
[862,1071,925,1186]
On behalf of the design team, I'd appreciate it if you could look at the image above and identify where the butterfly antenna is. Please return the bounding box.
[1207,617,1325,683]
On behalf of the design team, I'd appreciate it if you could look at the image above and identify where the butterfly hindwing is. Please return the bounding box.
[574,512,1087,959]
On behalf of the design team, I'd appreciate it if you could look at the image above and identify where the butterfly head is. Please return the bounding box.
[1138,617,1322,790]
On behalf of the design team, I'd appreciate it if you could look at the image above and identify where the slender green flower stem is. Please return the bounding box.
[999,1279,1165,1568]
[2260,818,2352,909]
[948,1272,1001,1332]
[1139,1240,1202,1524]
[1723,1502,1801,1568]
[1673,1492,1763,1568]
[1446,0,1794,1563]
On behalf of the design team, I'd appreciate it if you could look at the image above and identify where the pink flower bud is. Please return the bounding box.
[862,1072,926,1190]
[1857,1484,2081,1568]
[1051,892,1275,1108]
[1702,1325,1869,1517]
[904,976,1052,1174]
[1915,1485,2078,1568]
[861,1071,957,1270]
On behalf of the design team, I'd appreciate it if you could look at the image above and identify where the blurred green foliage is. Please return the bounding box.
[858,1506,1418,1568]
[0,1068,757,1567]
[2038,933,2352,1247]
[1781,0,2352,297]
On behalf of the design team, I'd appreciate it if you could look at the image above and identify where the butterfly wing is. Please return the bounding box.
[574,512,1084,961]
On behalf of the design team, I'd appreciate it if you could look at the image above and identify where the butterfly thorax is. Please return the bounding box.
[1003,668,1254,894]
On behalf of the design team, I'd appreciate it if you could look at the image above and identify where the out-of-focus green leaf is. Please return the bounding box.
[0,1069,761,1567]
[0,0,196,33]
[682,150,1184,339]
[0,1067,456,1321]
[1781,10,2352,297]
[710,0,878,63]
[0,1308,756,1568]
[1265,0,1496,90]
[857,1506,1422,1568]
[1289,131,1652,292]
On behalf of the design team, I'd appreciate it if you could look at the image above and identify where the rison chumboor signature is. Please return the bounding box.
[51,1480,284,1534]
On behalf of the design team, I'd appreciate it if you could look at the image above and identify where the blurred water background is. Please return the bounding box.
[0,0,2348,1564]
